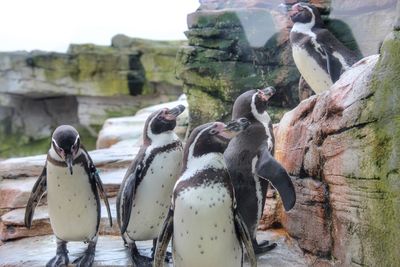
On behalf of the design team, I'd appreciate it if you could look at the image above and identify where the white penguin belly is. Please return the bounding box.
[173,185,242,267]
[126,148,182,241]
[47,163,98,241]
[292,45,333,94]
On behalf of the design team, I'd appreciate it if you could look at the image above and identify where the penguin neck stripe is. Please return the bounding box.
[47,148,85,168]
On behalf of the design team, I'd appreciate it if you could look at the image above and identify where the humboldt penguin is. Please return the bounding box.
[289,3,360,93]
[116,104,185,266]
[154,118,257,267]
[224,87,296,255]
[25,125,112,267]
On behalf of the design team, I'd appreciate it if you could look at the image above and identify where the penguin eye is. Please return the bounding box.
[209,129,218,135]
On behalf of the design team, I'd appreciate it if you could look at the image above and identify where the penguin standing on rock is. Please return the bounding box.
[25,125,112,267]
[116,105,185,266]
[224,87,296,255]
[154,118,257,267]
[289,3,360,94]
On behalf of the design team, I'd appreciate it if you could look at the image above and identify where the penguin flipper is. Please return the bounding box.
[234,211,257,267]
[154,208,174,267]
[92,166,113,227]
[255,145,296,211]
[24,166,47,228]
[82,145,113,227]
[120,163,143,234]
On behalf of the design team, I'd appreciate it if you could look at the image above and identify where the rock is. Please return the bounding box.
[177,7,299,129]
[273,29,400,266]
[0,230,308,266]
[111,35,185,95]
[178,1,397,130]
[96,95,189,149]
[0,178,38,210]
[0,36,185,158]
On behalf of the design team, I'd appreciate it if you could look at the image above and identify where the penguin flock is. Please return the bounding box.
[22,2,361,266]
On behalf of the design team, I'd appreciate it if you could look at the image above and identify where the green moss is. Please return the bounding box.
[359,30,400,266]
[185,87,230,128]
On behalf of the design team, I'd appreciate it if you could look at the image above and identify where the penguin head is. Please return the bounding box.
[289,3,323,28]
[51,125,81,175]
[185,118,250,158]
[232,87,275,121]
[144,104,186,143]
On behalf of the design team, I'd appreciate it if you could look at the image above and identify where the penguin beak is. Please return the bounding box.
[167,105,186,119]
[288,3,303,18]
[65,154,74,175]
[222,118,250,139]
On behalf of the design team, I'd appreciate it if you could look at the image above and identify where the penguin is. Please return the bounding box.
[116,104,185,266]
[224,87,296,255]
[153,118,257,267]
[24,125,112,267]
[289,3,360,94]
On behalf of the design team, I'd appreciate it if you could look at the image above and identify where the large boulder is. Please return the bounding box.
[274,24,400,266]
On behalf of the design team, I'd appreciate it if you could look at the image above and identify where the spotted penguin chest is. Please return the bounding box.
[126,148,183,241]
[173,185,242,267]
[46,162,98,242]
[292,45,333,93]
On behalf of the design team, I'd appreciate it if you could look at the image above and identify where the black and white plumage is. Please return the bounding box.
[289,3,360,94]
[24,125,112,267]
[154,118,257,267]
[116,104,185,266]
[224,88,296,255]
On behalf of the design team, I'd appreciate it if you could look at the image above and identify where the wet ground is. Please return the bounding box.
[0,230,308,266]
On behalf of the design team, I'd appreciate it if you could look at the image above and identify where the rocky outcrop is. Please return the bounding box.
[177,7,295,128]
[111,35,185,95]
[273,24,400,266]
[0,37,184,157]
[178,0,397,129]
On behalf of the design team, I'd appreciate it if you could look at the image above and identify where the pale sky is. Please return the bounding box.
[0,0,199,52]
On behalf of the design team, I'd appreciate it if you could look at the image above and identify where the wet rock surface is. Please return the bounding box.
[0,230,307,267]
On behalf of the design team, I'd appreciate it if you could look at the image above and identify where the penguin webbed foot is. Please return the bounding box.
[72,252,95,267]
[163,251,173,263]
[130,254,153,267]
[46,253,69,267]
[253,239,277,255]
[129,242,153,267]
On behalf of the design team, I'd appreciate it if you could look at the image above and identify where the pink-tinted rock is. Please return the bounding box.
[274,48,400,267]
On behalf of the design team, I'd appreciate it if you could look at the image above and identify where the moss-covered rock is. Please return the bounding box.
[274,28,400,265]
[111,35,185,95]
[0,36,185,158]
[359,29,400,267]
[178,8,300,129]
